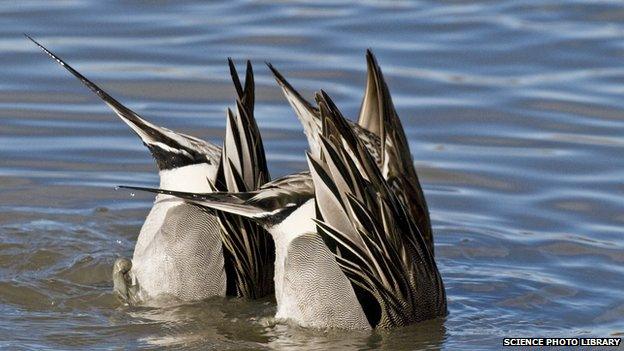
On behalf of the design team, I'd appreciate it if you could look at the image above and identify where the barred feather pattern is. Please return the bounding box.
[214,60,275,298]
[309,91,447,329]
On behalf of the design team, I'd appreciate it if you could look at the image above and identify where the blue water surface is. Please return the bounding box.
[0,1,623,350]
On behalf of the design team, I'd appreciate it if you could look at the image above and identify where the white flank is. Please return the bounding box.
[128,162,221,302]
[159,163,217,193]
[270,199,316,309]
[270,198,370,329]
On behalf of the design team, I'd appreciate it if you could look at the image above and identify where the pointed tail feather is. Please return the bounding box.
[119,185,270,219]
[26,34,220,170]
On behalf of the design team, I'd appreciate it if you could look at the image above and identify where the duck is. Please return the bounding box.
[123,54,447,328]
[27,35,274,303]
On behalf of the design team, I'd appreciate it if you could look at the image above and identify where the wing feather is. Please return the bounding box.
[309,90,447,328]
[358,50,434,254]
[215,60,274,298]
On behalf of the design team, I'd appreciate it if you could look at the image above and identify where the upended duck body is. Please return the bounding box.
[28,36,274,303]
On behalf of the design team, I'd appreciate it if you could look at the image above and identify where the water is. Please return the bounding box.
[1,1,623,349]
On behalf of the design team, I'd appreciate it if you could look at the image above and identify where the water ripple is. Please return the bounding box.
[0,0,623,349]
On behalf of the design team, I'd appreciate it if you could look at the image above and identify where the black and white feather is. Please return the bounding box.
[213,59,275,298]
[26,34,221,171]
[358,50,433,255]
[269,52,434,254]
[308,91,447,328]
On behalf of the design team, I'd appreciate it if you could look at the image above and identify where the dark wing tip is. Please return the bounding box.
[228,57,244,98]
[265,62,286,85]
[265,62,296,93]
[227,57,236,74]
[365,48,377,70]
[243,60,254,104]
[317,89,342,115]
[226,106,235,120]
[319,89,330,100]
[365,48,375,58]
